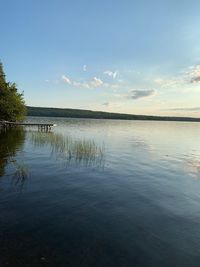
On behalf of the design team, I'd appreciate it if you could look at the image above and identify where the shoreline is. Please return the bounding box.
[27,106,200,123]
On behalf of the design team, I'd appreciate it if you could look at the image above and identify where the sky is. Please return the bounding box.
[1,0,200,117]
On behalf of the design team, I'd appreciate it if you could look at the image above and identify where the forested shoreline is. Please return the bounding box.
[27,106,200,122]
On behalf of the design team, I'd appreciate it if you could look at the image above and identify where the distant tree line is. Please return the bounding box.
[0,60,198,123]
[0,62,26,121]
[27,106,200,122]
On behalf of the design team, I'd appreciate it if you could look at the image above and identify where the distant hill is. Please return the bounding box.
[27,106,200,122]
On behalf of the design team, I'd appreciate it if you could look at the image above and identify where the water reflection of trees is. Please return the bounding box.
[0,128,105,190]
[0,128,28,191]
[29,131,105,167]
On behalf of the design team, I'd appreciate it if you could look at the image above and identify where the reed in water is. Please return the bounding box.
[29,131,105,167]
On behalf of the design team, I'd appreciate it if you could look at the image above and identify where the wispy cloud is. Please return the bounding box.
[71,81,90,89]
[102,102,110,106]
[191,76,200,84]
[91,77,104,87]
[126,89,156,100]
[186,65,200,83]
[61,74,118,89]
[61,75,72,85]
[166,107,200,111]
[83,65,87,71]
[104,70,118,79]
[154,78,179,88]
[102,101,123,108]
[189,65,200,76]
[153,65,200,88]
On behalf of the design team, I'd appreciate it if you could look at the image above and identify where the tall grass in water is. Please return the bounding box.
[9,158,29,189]
[29,132,105,167]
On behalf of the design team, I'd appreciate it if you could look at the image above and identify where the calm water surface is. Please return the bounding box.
[0,117,200,267]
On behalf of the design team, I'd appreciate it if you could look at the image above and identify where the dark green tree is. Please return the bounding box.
[0,62,26,121]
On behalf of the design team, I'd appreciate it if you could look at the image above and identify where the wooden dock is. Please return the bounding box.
[0,120,56,131]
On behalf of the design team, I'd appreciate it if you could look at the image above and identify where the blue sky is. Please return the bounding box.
[1,0,200,116]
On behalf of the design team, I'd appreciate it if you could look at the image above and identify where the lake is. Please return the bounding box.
[0,117,200,267]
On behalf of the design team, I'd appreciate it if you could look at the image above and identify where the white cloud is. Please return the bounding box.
[189,65,200,77]
[153,65,200,88]
[104,70,118,79]
[190,65,200,83]
[154,78,178,87]
[61,75,118,89]
[90,77,104,87]
[72,81,90,89]
[184,65,200,83]
[61,75,72,85]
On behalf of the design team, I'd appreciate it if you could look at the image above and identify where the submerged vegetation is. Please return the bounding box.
[29,131,105,167]
[9,158,29,189]
[0,62,26,122]
[0,127,104,191]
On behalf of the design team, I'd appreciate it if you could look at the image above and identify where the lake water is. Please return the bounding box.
[0,117,200,267]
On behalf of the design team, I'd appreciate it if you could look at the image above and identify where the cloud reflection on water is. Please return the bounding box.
[185,158,200,178]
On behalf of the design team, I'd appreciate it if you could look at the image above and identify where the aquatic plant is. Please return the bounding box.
[10,158,29,189]
[29,131,105,167]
